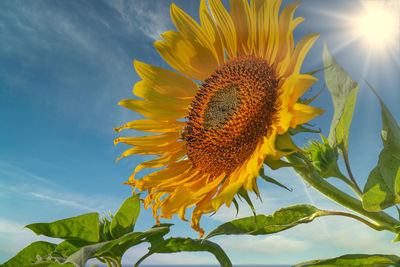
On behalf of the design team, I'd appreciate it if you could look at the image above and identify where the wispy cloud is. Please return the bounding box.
[106,0,173,41]
[0,161,53,185]
[29,192,96,212]
[0,160,122,214]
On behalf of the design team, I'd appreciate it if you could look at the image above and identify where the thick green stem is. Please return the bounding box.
[286,153,400,232]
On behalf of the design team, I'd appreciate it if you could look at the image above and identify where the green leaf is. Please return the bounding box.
[138,238,232,267]
[205,204,321,239]
[363,150,400,211]
[25,213,100,242]
[110,195,140,239]
[362,80,400,211]
[364,78,400,150]
[1,241,57,267]
[294,253,400,266]
[323,42,359,156]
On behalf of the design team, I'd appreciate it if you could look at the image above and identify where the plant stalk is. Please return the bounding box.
[286,153,400,232]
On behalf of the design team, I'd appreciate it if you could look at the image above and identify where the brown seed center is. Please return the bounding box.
[184,55,280,177]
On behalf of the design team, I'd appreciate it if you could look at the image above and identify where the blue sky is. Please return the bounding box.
[1,0,400,265]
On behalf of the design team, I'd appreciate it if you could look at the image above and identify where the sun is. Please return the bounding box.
[354,0,399,49]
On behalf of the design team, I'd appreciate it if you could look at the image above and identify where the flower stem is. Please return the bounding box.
[317,210,386,231]
[342,151,362,196]
[286,153,400,232]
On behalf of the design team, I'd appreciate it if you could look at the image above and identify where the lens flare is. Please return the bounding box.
[355,1,399,49]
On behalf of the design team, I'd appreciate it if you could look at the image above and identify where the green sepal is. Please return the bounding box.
[259,167,292,191]
[288,124,321,136]
[264,157,302,170]
[237,187,257,219]
[232,198,239,216]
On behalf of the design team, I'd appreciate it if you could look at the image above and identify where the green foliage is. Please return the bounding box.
[294,254,400,266]
[110,194,140,239]
[362,81,400,212]
[137,238,232,267]
[2,197,233,267]
[323,42,359,157]
[205,204,322,239]
[25,213,100,243]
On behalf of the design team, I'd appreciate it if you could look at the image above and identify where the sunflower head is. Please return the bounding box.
[115,0,324,237]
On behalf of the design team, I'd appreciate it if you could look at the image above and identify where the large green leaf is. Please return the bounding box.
[137,238,232,267]
[205,204,322,239]
[362,81,400,211]
[323,43,359,155]
[25,213,99,242]
[62,226,171,267]
[0,241,57,267]
[294,253,400,266]
[110,195,140,239]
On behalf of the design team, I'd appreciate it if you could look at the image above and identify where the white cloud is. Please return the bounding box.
[217,235,310,254]
[106,0,172,41]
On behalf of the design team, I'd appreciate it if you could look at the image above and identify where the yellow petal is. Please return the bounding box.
[170,3,217,60]
[116,141,185,162]
[230,0,253,55]
[290,103,324,128]
[199,0,225,64]
[134,60,197,98]
[288,74,318,107]
[134,160,193,190]
[264,0,282,62]
[114,119,185,133]
[209,0,237,59]
[118,99,187,120]
[284,33,320,76]
[134,81,192,109]
[130,149,187,179]
[155,31,218,81]
[275,2,301,63]
[114,132,180,147]
[251,0,266,57]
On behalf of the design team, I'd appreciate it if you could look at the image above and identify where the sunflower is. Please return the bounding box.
[115,0,324,237]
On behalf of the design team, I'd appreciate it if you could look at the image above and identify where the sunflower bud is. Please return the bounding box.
[305,135,345,179]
